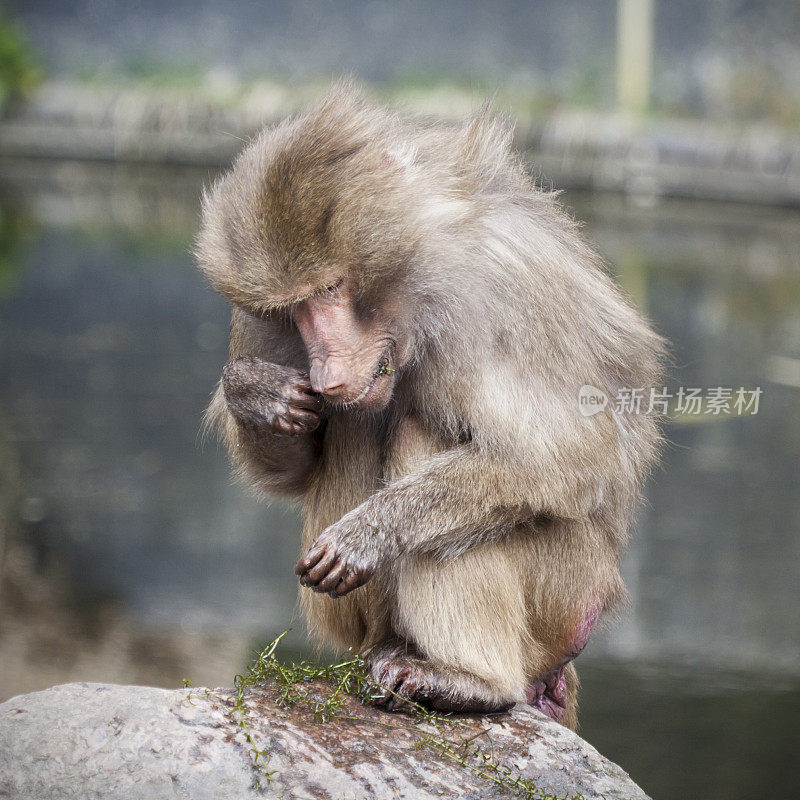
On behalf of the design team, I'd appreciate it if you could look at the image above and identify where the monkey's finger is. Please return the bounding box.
[288,407,320,429]
[287,373,316,394]
[333,570,368,596]
[285,366,312,382]
[295,545,334,579]
[290,387,323,411]
[314,560,348,594]
[274,418,315,438]
[334,576,357,595]
[268,421,294,437]
[272,415,300,435]
[304,549,340,585]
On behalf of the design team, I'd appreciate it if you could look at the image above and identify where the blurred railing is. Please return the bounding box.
[0,81,799,207]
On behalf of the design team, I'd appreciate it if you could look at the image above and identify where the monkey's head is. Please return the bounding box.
[195,88,463,411]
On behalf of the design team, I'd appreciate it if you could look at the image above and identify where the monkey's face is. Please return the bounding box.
[290,275,411,411]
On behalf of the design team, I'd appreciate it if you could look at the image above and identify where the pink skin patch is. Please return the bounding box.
[526,669,569,721]
[526,605,601,722]
[564,605,600,661]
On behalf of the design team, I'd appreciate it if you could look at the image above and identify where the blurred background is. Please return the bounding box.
[0,2,798,799]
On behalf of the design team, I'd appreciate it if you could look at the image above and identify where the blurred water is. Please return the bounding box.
[0,160,797,799]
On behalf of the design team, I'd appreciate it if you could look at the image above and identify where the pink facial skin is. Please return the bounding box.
[291,276,406,411]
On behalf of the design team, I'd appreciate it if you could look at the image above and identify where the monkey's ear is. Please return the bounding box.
[385,143,417,171]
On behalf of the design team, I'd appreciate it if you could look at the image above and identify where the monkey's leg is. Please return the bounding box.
[358,418,554,715]
[520,517,622,729]
[366,518,618,725]
[312,416,619,723]
[365,537,536,714]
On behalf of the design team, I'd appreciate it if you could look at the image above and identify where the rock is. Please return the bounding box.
[0,680,649,800]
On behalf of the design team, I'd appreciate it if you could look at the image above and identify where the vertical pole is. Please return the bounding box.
[617,0,655,114]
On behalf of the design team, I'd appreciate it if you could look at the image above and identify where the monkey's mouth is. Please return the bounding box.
[345,351,396,408]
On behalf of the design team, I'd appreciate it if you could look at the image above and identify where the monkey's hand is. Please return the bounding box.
[222,355,322,436]
[294,514,390,598]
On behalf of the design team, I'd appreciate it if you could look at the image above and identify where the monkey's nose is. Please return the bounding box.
[310,362,350,399]
[318,380,346,399]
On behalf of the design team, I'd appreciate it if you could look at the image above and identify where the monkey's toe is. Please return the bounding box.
[367,654,419,711]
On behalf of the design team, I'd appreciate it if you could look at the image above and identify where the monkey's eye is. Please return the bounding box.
[320,277,344,295]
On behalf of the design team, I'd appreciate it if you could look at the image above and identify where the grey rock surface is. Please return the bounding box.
[0,681,650,800]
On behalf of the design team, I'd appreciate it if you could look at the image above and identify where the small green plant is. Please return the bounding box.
[224,631,586,799]
[0,10,42,109]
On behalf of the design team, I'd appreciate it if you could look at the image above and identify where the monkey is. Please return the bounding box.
[195,84,665,729]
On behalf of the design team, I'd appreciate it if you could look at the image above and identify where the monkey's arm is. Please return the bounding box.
[297,432,609,596]
[209,356,323,497]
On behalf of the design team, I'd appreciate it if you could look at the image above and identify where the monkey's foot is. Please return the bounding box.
[366,649,514,714]
[526,666,569,722]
